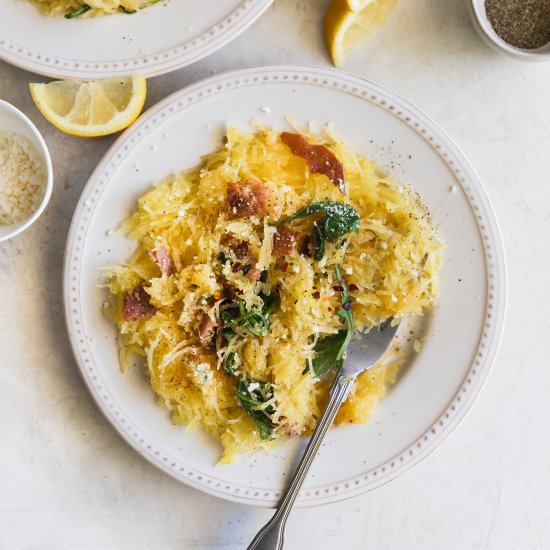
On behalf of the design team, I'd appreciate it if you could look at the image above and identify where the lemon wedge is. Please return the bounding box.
[324,0,398,67]
[344,0,372,11]
[29,76,147,137]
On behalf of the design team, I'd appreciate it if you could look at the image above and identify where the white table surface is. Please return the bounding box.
[1,1,549,548]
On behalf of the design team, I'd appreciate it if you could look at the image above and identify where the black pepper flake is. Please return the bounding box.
[485,0,550,49]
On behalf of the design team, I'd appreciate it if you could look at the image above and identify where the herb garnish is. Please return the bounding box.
[276,202,360,261]
[220,294,278,378]
[220,328,238,375]
[66,0,161,18]
[310,265,355,377]
[235,379,275,440]
[221,300,268,337]
[65,4,92,18]
[225,352,237,375]
[220,294,279,337]
[220,327,236,341]
[260,292,279,317]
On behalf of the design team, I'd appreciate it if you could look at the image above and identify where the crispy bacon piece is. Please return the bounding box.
[246,265,262,282]
[225,181,269,218]
[123,285,157,322]
[272,226,301,258]
[285,425,300,438]
[198,311,217,349]
[231,259,262,282]
[228,239,249,259]
[280,132,345,194]
[149,247,174,276]
[278,416,300,438]
[232,262,244,273]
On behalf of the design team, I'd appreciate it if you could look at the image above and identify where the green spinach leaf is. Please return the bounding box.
[221,327,237,342]
[311,330,347,377]
[276,202,360,261]
[310,265,355,377]
[220,294,279,337]
[260,292,280,317]
[225,352,237,376]
[235,379,275,440]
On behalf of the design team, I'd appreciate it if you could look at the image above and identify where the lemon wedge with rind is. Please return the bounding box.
[324,0,398,67]
[344,0,373,11]
[29,76,147,138]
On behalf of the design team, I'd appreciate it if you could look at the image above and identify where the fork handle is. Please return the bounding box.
[247,371,357,550]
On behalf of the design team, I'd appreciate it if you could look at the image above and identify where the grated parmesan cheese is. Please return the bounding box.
[0,131,46,225]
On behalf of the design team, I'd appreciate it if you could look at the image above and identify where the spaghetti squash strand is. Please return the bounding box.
[106,127,442,462]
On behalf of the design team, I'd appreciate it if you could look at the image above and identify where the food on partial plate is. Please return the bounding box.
[105,127,442,462]
[29,76,147,138]
[324,0,399,67]
[0,131,47,225]
[29,0,161,18]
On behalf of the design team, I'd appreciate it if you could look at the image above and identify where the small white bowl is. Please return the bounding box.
[0,99,53,242]
[469,0,550,61]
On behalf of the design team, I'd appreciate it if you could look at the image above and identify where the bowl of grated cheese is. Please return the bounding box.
[0,99,53,242]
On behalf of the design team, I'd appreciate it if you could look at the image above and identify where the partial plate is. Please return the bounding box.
[63,65,506,507]
[0,0,272,79]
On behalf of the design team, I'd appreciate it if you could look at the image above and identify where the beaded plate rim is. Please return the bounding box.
[63,65,507,508]
[0,0,273,79]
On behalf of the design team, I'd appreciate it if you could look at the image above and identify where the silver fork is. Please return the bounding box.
[247,318,400,550]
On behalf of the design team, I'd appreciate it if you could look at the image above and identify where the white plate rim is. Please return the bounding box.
[0,0,272,79]
[63,65,507,508]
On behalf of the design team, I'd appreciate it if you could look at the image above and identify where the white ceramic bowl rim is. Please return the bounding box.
[470,0,550,60]
[0,99,53,242]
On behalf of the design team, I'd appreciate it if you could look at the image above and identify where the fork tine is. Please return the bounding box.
[343,316,400,376]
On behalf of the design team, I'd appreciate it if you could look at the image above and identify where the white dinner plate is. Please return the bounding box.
[63,65,506,507]
[0,0,272,79]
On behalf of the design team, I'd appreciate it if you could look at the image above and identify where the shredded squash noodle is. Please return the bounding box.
[105,127,442,463]
[30,0,160,18]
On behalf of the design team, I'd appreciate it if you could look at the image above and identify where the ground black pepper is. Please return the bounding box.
[485,0,550,50]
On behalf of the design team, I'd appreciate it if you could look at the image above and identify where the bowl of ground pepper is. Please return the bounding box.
[469,0,550,60]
